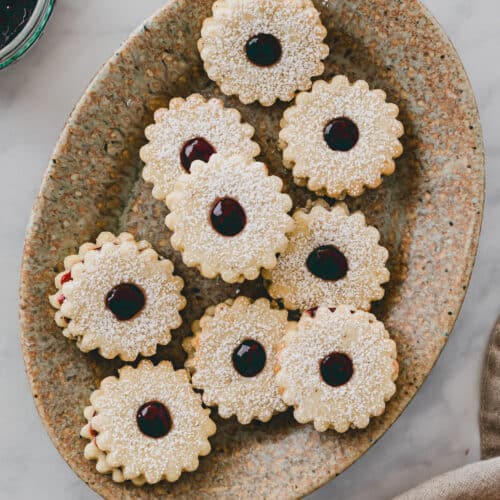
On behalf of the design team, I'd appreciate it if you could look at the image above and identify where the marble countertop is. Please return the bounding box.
[0,1,498,498]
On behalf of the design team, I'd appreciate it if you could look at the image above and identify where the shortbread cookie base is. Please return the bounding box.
[184,296,292,424]
[276,306,398,432]
[280,75,404,198]
[49,232,185,361]
[140,93,260,200]
[81,360,216,484]
[198,0,329,106]
[166,154,294,283]
[264,201,389,311]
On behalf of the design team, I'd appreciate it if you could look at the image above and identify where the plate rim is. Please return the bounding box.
[19,0,485,497]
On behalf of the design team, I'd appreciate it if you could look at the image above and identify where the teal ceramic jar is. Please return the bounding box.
[0,0,55,70]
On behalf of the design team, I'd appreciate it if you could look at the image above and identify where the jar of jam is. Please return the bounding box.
[0,0,55,70]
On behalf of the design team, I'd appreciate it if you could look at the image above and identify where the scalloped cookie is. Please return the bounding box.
[276,306,398,432]
[264,201,389,311]
[140,93,260,200]
[49,232,185,361]
[184,297,292,424]
[81,360,216,484]
[198,0,329,106]
[166,153,294,283]
[280,75,404,198]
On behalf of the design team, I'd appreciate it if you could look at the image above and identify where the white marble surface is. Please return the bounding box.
[0,1,498,498]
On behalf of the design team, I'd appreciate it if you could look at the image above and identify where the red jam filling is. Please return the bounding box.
[180,137,216,172]
[324,117,359,152]
[305,307,337,318]
[320,352,353,387]
[245,33,282,67]
[136,401,172,438]
[232,339,266,377]
[210,197,247,237]
[60,271,72,285]
[105,283,145,321]
[306,245,348,281]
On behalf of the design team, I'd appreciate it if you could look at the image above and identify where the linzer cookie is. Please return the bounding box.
[81,405,147,486]
[184,297,291,424]
[49,232,185,361]
[280,75,404,198]
[276,306,398,432]
[264,201,389,311]
[198,0,329,106]
[165,153,294,283]
[140,94,260,200]
[81,361,216,484]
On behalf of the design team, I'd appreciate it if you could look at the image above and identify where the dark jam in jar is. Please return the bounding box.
[0,1,38,50]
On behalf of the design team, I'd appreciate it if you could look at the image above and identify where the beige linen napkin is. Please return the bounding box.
[394,317,500,499]
[481,317,500,459]
[394,457,500,500]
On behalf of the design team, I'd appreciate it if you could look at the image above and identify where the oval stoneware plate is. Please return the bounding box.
[19,0,484,498]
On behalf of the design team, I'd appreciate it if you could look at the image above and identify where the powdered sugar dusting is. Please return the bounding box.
[184,297,290,424]
[166,153,295,283]
[49,232,186,361]
[140,94,260,200]
[198,0,329,106]
[83,361,216,484]
[264,201,390,311]
[276,306,398,432]
[280,76,404,198]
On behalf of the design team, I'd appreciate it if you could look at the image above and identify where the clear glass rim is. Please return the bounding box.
[0,0,56,70]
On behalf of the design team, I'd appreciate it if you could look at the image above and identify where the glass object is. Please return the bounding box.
[0,0,55,70]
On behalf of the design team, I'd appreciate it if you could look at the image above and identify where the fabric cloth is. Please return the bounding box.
[394,457,500,500]
[394,317,500,499]
[481,317,500,459]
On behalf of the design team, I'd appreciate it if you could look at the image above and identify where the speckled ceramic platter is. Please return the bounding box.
[19,0,484,498]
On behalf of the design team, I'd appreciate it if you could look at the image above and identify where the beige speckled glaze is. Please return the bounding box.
[19,0,484,498]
